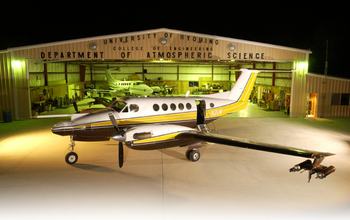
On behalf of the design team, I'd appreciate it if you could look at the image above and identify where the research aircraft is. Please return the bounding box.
[51,69,335,182]
[74,69,153,97]
[105,69,153,96]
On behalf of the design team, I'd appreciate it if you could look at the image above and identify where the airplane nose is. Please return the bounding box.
[51,121,74,136]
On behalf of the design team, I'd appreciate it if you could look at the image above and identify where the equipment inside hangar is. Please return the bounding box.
[2,28,348,121]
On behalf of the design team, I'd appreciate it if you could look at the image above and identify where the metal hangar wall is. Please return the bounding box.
[0,28,312,121]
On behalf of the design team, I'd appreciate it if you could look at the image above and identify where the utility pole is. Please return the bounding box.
[321,40,328,117]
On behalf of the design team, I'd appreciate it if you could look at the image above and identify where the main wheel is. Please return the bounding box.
[186,149,192,160]
[189,149,200,162]
[65,152,78,165]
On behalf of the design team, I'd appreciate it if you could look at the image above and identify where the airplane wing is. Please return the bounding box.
[72,88,112,93]
[176,131,334,158]
[91,97,114,107]
[175,130,335,182]
[109,121,335,181]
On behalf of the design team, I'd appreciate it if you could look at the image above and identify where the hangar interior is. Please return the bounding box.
[27,59,294,116]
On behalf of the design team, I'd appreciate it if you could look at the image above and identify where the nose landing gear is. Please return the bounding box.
[65,135,78,165]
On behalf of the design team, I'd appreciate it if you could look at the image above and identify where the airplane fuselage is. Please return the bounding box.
[52,95,247,140]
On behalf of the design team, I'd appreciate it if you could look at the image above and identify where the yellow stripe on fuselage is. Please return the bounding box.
[74,72,258,129]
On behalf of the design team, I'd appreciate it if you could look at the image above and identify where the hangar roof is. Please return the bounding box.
[3,28,311,54]
[2,28,311,62]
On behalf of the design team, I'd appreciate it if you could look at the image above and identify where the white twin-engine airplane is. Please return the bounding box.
[105,69,153,97]
[52,69,335,182]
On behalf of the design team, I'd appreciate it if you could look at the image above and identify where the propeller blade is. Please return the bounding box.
[119,142,124,168]
[73,101,79,113]
[108,113,119,131]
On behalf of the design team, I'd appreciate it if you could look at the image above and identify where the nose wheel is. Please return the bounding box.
[65,135,78,165]
[186,148,200,162]
[65,152,78,164]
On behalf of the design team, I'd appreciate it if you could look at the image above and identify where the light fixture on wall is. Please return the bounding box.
[12,61,22,68]
[160,37,168,45]
[89,42,98,50]
[228,43,236,51]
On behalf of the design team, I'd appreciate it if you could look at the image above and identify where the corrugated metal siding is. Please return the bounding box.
[10,30,310,62]
[0,50,31,120]
[0,52,15,121]
[290,58,309,118]
[307,74,350,117]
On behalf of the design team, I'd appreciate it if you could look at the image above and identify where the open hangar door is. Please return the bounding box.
[28,59,86,116]
[60,59,295,117]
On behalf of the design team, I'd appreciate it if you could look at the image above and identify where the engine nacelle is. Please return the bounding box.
[111,124,196,146]
[289,159,313,172]
[316,166,336,179]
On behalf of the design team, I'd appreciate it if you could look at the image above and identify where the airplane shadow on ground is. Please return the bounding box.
[159,149,187,161]
[72,163,117,173]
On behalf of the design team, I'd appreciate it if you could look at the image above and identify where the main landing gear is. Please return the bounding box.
[186,148,200,162]
[65,135,78,165]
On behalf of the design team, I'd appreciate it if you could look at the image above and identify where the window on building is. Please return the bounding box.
[341,93,350,105]
[331,93,350,105]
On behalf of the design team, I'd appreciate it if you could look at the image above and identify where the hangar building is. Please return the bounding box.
[1,28,347,121]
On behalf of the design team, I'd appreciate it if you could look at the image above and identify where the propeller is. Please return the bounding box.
[73,100,79,113]
[108,113,124,168]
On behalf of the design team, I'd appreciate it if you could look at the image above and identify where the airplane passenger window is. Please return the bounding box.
[178,103,184,110]
[186,103,192,110]
[170,103,176,111]
[153,104,160,111]
[162,103,168,111]
[130,104,139,112]
[210,103,214,108]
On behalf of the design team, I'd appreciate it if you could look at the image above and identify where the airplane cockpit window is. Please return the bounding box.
[186,103,192,110]
[136,82,145,85]
[153,104,160,111]
[170,103,176,111]
[130,104,139,112]
[178,103,184,110]
[111,101,127,113]
[122,106,129,113]
[162,104,168,111]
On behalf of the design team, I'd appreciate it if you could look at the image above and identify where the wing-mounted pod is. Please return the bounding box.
[289,154,336,182]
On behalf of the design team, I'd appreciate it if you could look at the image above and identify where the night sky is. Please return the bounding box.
[1,2,346,77]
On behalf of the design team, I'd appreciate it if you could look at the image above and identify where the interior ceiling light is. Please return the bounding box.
[160,37,168,45]
[90,42,98,50]
[228,43,236,51]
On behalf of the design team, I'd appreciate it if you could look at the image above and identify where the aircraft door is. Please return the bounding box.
[196,100,206,125]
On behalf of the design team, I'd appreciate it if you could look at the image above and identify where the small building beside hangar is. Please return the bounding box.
[306,73,350,118]
[1,28,319,121]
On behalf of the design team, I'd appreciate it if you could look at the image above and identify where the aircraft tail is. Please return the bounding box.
[203,69,258,102]
[105,69,118,89]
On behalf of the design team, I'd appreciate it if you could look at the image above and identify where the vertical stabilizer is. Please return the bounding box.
[203,69,259,101]
[105,69,118,89]
[228,69,259,102]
